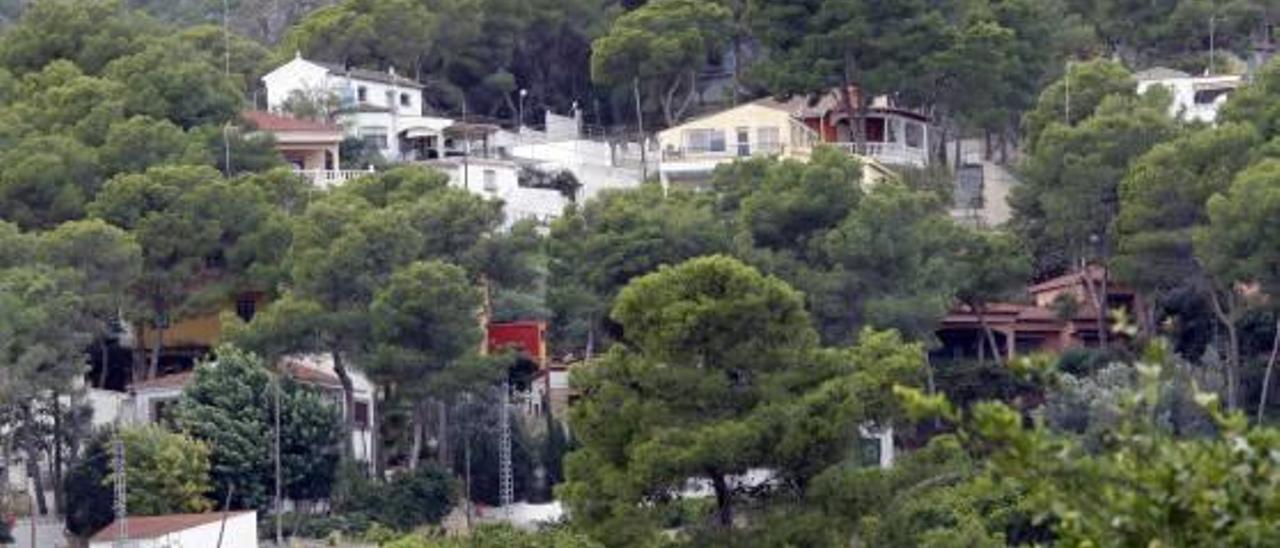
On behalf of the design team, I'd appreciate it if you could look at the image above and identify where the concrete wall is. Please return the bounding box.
[1137,75,1240,123]
[88,512,257,548]
[429,159,568,227]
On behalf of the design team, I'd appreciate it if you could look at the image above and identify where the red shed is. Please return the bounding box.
[487,321,548,369]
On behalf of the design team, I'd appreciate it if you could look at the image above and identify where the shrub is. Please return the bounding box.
[340,464,456,531]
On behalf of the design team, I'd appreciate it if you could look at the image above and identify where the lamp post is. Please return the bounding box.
[518,88,528,135]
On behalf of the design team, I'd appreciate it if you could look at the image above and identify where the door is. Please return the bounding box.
[736,127,750,157]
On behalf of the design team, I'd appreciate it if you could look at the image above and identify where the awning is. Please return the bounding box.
[402,127,441,139]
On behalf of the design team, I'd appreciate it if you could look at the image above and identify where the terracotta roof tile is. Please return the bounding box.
[128,371,195,392]
[89,512,254,543]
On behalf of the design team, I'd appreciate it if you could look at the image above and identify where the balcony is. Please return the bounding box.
[661,142,789,162]
[294,168,376,188]
[830,141,928,168]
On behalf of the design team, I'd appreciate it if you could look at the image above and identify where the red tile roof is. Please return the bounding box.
[128,371,195,392]
[280,357,343,388]
[89,511,254,542]
[242,110,339,133]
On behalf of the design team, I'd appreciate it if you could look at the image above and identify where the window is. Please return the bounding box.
[483,169,498,192]
[385,90,394,107]
[399,93,411,107]
[353,401,370,429]
[235,295,257,322]
[736,127,751,157]
[904,121,924,149]
[357,86,368,103]
[360,126,388,149]
[683,128,726,153]
[757,127,781,153]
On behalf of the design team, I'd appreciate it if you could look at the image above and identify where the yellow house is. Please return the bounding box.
[656,98,895,189]
[133,292,268,367]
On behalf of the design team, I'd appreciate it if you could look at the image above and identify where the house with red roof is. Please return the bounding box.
[935,266,1142,361]
[88,511,256,548]
[241,110,369,187]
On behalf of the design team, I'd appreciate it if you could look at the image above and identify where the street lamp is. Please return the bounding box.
[518,88,528,133]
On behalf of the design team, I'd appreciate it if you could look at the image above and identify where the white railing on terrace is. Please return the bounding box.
[661,142,788,162]
[829,141,929,168]
[295,168,375,188]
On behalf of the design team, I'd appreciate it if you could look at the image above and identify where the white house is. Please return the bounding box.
[124,355,379,469]
[89,511,257,548]
[426,157,568,228]
[1135,67,1242,123]
[262,54,453,162]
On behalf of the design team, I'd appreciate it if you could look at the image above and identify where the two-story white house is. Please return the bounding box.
[262,54,453,162]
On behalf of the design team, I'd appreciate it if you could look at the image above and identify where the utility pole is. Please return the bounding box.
[274,371,283,546]
[498,380,513,519]
[112,435,127,547]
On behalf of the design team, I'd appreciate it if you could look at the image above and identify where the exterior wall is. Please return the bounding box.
[1137,75,1240,123]
[279,145,336,170]
[657,103,809,162]
[262,58,333,111]
[130,387,185,424]
[428,159,568,227]
[88,388,129,427]
[134,294,267,352]
[509,139,646,201]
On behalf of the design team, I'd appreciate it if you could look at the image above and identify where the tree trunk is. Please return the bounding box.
[709,471,732,528]
[409,400,424,472]
[1080,264,1109,347]
[50,393,62,516]
[1256,316,1280,423]
[1208,290,1241,410]
[436,399,450,472]
[148,325,165,380]
[330,350,356,461]
[98,339,110,388]
[976,305,1004,366]
[21,407,47,516]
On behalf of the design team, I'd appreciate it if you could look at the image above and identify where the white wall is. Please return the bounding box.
[262,58,333,111]
[509,140,645,201]
[88,512,257,548]
[431,159,568,227]
[1137,75,1240,123]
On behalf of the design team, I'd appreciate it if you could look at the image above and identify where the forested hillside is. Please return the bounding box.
[6,0,1280,547]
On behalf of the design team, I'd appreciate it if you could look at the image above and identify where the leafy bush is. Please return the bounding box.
[63,429,114,538]
[384,524,603,548]
[339,464,456,531]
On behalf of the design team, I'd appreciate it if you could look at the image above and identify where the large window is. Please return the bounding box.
[683,128,726,153]
[904,121,924,149]
[757,127,781,153]
[360,126,388,149]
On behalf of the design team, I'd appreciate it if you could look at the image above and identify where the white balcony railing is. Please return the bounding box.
[829,141,928,168]
[295,168,375,188]
[661,142,788,162]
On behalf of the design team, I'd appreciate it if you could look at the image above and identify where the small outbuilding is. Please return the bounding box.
[88,511,257,548]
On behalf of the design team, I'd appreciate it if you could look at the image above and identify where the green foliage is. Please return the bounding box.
[1011,90,1179,274]
[338,464,457,531]
[110,425,214,515]
[384,524,604,548]
[175,345,341,510]
[562,255,926,545]
[590,0,731,124]
[1021,58,1135,151]
[63,429,114,538]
